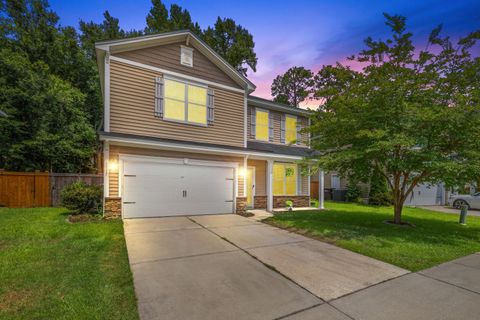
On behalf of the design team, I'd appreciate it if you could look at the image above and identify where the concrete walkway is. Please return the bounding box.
[124,214,480,320]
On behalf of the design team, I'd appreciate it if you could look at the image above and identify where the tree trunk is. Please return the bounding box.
[393,201,403,224]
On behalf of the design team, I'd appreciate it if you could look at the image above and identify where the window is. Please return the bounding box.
[285,115,297,144]
[164,78,207,125]
[255,109,269,141]
[273,163,297,196]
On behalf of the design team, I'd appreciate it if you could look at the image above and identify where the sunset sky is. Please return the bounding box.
[51,0,480,108]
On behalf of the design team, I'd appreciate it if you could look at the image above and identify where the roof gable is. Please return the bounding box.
[95,30,255,92]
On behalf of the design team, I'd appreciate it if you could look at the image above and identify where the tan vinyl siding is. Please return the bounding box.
[108,145,244,197]
[115,42,241,89]
[110,60,245,148]
[247,106,309,146]
[301,174,309,196]
[248,159,266,196]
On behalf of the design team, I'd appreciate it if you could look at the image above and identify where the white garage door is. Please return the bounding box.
[122,158,235,218]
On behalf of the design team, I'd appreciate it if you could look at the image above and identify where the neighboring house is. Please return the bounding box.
[95,30,322,219]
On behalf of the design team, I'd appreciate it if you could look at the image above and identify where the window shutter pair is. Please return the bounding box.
[154,76,215,125]
[280,114,286,143]
[207,88,215,125]
[268,112,274,142]
[250,107,256,139]
[154,76,164,118]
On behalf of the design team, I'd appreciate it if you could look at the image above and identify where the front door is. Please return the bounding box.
[246,167,255,208]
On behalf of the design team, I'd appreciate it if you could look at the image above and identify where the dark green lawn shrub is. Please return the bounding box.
[61,181,103,214]
[346,184,362,202]
[368,170,392,206]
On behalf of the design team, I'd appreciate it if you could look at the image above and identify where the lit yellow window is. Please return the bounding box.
[285,164,297,195]
[285,115,297,144]
[163,79,207,125]
[273,164,285,195]
[187,84,207,124]
[273,163,297,195]
[256,109,269,140]
[164,79,185,121]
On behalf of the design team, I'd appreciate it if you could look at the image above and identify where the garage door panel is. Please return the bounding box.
[183,166,234,215]
[122,159,235,218]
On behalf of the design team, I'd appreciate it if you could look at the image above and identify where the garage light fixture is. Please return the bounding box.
[108,159,119,173]
[238,167,246,178]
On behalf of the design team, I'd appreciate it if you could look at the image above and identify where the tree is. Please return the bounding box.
[0,0,98,172]
[0,48,96,172]
[145,0,201,35]
[271,66,313,106]
[203,17,257,76]
[79,11,128,60]
[309,14,480,224]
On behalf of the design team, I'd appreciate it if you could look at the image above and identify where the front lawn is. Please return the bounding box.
[0,207,138,319]
[265,202,480,271]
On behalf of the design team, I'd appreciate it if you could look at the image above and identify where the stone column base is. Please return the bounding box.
[104,197,122,219]
[254,195,267,209]
[235,197,247,215]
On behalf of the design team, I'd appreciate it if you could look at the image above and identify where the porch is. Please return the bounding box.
[237,157,324,213]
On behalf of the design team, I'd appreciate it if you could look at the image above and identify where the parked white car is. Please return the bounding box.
[449,192,480,209]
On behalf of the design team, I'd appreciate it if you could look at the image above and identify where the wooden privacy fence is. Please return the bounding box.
[0,171,50,208]
[50,173,103,206]
[0,171,103,208]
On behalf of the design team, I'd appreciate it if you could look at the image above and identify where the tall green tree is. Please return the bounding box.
[145,0,201,35]
[79,11,128,60]
[309,14,480,224]
[0,0,98,172]
[271,66,313,106]
[203,17,257,76]
[0,48,96,172]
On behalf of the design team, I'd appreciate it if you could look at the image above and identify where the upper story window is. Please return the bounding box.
[180,46,194,67]
[155,77,215,126]
[285,115,297,144]
[255,109,269,141]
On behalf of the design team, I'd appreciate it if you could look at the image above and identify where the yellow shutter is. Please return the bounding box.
[256,110,269,140]
[285,116,297,144]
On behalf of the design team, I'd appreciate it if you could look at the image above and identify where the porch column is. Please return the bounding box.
[267,159,273,212]
[318,170,324,209]
[243,155,248,197]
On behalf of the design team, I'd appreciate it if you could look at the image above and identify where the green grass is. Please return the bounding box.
[0,207,138,320]
[265,202,480,271]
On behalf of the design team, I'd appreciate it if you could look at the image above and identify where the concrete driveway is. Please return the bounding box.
[124,214,407,319]
[417,205,480,217]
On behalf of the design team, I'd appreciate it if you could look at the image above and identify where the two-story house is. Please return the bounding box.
[95,30,323,218]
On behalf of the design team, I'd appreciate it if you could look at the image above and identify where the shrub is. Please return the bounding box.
[368,171,392,206]
[61,181,103,214]
[285,200,293,210]
[346,184,362,203]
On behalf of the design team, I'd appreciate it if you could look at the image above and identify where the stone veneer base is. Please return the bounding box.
[104,197,122,219]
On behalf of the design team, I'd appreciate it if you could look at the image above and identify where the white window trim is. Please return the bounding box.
[273,162,298,196]
[285,114,297,144]
[255,108,270,142]
[163,75,208,127]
